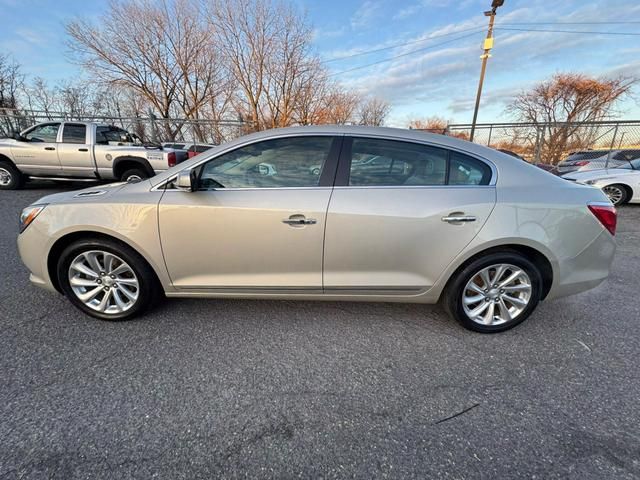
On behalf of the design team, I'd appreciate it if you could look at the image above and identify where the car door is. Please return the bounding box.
[10,123,62,175]
[58,123,94,177]
[323,136,496,293]
[158,135,341,291]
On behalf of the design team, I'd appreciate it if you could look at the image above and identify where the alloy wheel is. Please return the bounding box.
[462,263,532,326]
[0,167,12,186]
[68,250,140,314]
[603,185,624,205]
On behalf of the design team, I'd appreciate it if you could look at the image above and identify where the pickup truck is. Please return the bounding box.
[0,121,178,189]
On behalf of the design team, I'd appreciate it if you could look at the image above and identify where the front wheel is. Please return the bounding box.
[602,184,628,206]
[0,160,24,190]
[443,252,542,333]
[57,238,161,321]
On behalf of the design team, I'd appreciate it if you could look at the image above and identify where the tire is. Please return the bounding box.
[602,184,628,206]
[442,252,543,333]
[57,237,161,321]
[0,160,24,190]
[120,168,148,183]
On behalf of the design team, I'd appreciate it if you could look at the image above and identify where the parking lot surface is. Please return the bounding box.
[1,184,639,479]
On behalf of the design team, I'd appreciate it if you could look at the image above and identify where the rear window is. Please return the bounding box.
[613,150,640,161]
[62,124,87,144]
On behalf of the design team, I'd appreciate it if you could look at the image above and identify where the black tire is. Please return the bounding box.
[602,184,628,206]
[442,251,543,333]
[0,160,24,190]
[57,237,162,321]
[120,168,148,183]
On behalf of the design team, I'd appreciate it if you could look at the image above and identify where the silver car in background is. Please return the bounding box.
[557,148,640,174]
[17,126,616,332]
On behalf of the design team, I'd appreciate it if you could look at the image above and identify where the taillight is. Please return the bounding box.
[588,203,617,235]
[167,151,177,167]
[574,160,589,166]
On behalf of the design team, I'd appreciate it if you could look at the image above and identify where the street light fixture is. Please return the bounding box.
[469,0,505,142]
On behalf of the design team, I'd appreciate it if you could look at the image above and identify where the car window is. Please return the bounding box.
[449,152,493,185]
[564,151,607,162]
[24,123,60,143]
[198,136,333,189]
[614,149,640,161]
[62,124,87,144]
[96,126,134,145]
[348,138,447,186]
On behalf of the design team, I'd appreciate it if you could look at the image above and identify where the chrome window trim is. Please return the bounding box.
[151,131,499,191]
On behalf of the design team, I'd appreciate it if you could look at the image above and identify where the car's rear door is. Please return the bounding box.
[323,136,496,294]
[58,123,95,177]
[159,135,342,291]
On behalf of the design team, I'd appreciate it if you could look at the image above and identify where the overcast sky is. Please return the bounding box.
[1,0,639,126]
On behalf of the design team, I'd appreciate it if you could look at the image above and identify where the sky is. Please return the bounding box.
[1,0,639,127]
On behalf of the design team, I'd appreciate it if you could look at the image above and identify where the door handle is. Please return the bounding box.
[442,215,477,223]
[78,148,88,152]
[44,147,55,151]
[283,216,317,226]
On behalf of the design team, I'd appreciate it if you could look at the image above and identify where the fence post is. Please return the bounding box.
[534,124,543,164]
[606,123,619,169]
[487,125,493,147]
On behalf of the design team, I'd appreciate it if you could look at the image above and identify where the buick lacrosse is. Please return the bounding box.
[17,126,616,332]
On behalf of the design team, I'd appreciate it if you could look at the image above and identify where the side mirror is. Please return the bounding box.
[13,131,25,141]
[176,169,196,192]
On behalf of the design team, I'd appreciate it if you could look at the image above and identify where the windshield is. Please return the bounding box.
[615,158,640,170]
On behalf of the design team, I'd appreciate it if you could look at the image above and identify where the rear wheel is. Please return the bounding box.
[57,238,161,321]
[443,252,542,333]
[120,168,148,183]
[602,184,628,206]
[0,160,24,190]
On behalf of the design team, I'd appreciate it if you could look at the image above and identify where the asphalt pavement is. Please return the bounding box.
[1,184,639,479]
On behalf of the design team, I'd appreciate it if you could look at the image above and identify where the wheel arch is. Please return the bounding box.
[0,153,17,167]
[442,244,554,301]
[603,182,633,204]
[47,231,163,294]
[112,156,154,179]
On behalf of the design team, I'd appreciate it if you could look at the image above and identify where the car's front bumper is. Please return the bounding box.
[17,218,58,293]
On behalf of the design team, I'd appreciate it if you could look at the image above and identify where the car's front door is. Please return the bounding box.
[10,123,62,175]
[323,136,497,294]
[159,135,341,291]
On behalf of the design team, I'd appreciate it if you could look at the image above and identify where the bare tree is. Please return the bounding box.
[407,116,448,133]
[0,54,23,109]
[507,73,636,164]
[357,97,390,126]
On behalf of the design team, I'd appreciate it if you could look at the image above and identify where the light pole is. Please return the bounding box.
[469,0,504,142]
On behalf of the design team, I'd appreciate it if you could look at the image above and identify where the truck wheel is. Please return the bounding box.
[0,160,24,190]
[120,168,148,183]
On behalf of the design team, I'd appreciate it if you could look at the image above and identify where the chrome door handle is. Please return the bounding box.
[442,215,476,223]
[44,147,56,151]
[283,217,317,226]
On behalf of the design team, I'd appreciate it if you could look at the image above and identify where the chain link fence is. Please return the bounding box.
[0,108,252,145]
[444,121,640,170]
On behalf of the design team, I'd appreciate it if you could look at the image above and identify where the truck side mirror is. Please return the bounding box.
[13,131,25,141]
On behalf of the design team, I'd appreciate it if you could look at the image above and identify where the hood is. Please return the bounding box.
[32,180,148,206]
[563,168,635,182]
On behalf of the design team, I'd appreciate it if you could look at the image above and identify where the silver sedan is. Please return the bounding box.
[17,126,616,332]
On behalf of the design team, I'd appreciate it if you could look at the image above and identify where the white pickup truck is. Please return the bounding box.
[0,121,179,189]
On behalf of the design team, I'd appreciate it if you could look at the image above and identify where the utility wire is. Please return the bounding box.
[322,21,640,64]
[322,27,485,63]
[328,30,483,77]
[495,27,640,36]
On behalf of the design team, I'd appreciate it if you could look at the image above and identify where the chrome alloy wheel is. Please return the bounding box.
[0,167,12,186]
[462,263,532,326]
[68,250,139,314]
[603,185,624,205]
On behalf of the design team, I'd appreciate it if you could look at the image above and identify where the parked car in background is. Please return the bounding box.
[563,158,640,205]
[17,126,616,333]
[0,122,179,189]
[162,142,216,159]
[557,148,640,174]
